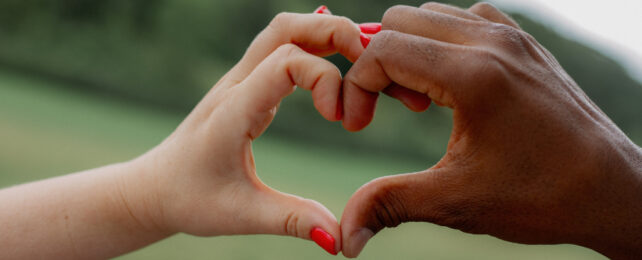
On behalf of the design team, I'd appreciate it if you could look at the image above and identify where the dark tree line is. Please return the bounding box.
[1,0,640,162]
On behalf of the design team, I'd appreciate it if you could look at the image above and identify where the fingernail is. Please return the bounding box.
[310,227,337,255]
[349,228,374,257]
[360,33,371,48]
[314,5,331,14]
[359,23,382,34]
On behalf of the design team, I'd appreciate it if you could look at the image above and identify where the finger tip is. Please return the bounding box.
[325,116,341,122]
[342,109,374,132]
[406,98,431,112]
[343,228,374,258]
[340,102,375,133]
[345,32,366,63]
[319,108,341,122]
[342,120,367,132]
[349,47,365,63]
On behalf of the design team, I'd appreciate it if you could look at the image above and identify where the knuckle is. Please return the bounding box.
[522,31,537,43]
[492,22,518,36]
[369,30,402,63]
[474,48,507,83]
[469,2,498,14]
[274,43,300,59]
[283,211,300,237]
[269,12,293,31]
[275,44,303,82]
[342,74,363,93]
[272,12,292,23]
[463,48,515,105]
[420,2,445,10]
[333,15,354,29]
[369,30,397,51]
[272,43,301,75]
[488,23,530,50]
[382,5,411,26]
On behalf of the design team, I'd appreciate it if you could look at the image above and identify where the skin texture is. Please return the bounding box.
[0,12,363,259]
[338,2,642,259]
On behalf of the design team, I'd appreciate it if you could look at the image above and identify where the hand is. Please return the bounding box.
[339,2,642,258]
[122,11,363,255]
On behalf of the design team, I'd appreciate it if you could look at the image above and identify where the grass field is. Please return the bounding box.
[0,69,606,259]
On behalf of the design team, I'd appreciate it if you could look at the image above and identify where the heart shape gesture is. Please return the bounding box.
[5,3,639,260]
[129,4,642,259]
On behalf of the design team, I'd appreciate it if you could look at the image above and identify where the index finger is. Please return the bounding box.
[342,30,478,131]
[227,12,364,84]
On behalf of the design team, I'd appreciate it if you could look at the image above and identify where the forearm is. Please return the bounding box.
[0,162,171,259]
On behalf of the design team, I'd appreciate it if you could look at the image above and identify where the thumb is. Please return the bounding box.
[341,167,473,258]
[249,185,341,255]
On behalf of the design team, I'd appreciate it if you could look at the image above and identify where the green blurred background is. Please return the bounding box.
[1,0,640,259]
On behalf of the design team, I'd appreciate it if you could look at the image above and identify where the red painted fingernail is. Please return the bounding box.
[360,32,371,48]
[310,227,337,255]
[314,5,330,14]
[359,23,382,34]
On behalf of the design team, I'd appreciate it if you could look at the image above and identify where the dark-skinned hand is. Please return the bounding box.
[338,3,642,259]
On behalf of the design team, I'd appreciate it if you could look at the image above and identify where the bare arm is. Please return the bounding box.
[0,163,167,259]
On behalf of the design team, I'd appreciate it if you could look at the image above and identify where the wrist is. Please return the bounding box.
[580,140,642,258]
[116,158,176,238]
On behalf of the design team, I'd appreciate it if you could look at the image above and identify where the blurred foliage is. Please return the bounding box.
[0,0,640,163]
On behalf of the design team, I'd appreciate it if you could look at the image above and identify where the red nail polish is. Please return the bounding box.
[360,32,371,48]
[310,227,337,255]
[314,5,330,14]
[359,23,382,34]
